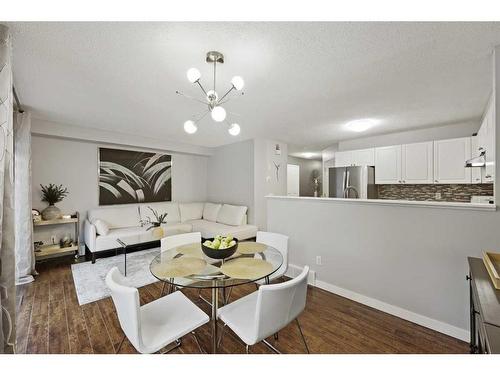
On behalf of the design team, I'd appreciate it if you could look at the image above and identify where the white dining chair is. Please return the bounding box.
[161,232,201,253]
[255,231,289,284]
[159,232,202,296]
[217,266,310,354]
[105,267,209,354]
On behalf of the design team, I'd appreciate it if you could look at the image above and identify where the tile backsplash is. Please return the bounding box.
[377,183,494,203]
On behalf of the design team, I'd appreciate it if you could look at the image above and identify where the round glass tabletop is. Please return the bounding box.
[149,241,283,289]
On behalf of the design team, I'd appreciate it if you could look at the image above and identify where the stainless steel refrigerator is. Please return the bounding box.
[328,166,377,199]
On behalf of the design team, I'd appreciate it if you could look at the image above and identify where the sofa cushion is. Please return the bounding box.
[203,203,222,222]
[187,219,257,241]
[94,219,110,236]
[179,203,204,222]
[88,206,140,229]
[216,204,247,226]
[159,222,193,237]
[139,202,181,224]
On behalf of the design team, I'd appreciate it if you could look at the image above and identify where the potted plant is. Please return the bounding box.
[40,183,68,220]
[143,206,168,237]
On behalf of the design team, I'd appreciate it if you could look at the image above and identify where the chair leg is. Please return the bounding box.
[161,339,182,354]
[295,318,310,354]
[262,339,282,354]
[224,287,233,305]
[160,282,167,297]
[217,323,227,348]
[192,331,205,354]
[245,344,250,354]
[116,334,126,354]
[274,332,279,341]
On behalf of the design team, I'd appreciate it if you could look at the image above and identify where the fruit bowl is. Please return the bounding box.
[201,237,238,260]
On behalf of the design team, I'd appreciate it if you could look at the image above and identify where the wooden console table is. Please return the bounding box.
[467,257,500,354]
[33,212,80,261]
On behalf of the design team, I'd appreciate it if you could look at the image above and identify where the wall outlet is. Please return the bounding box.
[435,192,442,200]
[316,256,322,266]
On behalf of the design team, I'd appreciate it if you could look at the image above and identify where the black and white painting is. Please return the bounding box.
[98,148,172,205]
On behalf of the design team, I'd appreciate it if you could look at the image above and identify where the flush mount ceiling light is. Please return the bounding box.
[345,119,378,132]
[177,51,244,136]
[302,152,314,159]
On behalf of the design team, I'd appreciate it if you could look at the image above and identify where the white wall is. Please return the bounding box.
[254,139,288,229]
[31,135,208,243]
[337,120,479,151]
[207,140,255,223]
[267,197,498,340]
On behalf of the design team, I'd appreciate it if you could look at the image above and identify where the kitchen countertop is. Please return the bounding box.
[265,195,496,211]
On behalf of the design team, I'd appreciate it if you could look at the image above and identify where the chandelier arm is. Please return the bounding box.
[176,90,207,105]
[194,109,210,122]
[196,81,208,97]
[217,86,235,104]
[218,91,245,106]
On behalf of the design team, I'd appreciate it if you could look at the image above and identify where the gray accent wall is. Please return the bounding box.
[207,139,255,223]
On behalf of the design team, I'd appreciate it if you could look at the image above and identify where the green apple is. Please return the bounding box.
[203,240,212,247]
[212,239,221,249]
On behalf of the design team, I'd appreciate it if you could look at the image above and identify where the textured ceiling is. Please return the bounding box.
[8,22,500,150]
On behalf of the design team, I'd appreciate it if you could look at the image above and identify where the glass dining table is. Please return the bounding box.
[149,241,284,353]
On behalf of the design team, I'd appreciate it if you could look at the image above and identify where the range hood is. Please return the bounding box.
[465,148,486,167]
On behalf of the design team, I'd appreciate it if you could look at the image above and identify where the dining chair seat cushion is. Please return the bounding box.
[140,291,209,353]
[217,291,260,345]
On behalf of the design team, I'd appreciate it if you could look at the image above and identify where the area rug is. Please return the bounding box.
[71,247,160,305]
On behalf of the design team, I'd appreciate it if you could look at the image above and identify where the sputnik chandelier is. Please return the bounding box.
[177,51,244,136]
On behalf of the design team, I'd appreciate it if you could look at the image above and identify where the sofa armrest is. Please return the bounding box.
[84,219,97,252]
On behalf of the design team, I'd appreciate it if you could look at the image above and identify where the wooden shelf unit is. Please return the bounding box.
[34,212,80,261]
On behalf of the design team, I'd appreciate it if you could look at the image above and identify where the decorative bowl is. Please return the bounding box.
[201,238,238,260]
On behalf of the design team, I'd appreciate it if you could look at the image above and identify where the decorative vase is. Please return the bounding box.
[152,226,164,238]
[41,204,62,220]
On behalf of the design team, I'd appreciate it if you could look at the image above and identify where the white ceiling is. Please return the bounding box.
[9,22,500,151]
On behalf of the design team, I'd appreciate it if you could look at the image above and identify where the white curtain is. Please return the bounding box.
[0,24,15,353]
[15,111,35,285]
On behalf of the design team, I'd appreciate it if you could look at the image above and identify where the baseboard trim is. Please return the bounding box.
[286,264,468,342]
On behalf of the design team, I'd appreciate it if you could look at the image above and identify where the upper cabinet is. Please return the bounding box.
[375,145,402,184]
[334,148,375,167]
[433,137,471,184]
[375,142,433,184]
[352,148,375,166]
[471,136,482,184]
[334,151,353,167]
[477,98,495,183]
[401,141,434,184]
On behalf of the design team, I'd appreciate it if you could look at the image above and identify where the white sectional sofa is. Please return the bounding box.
[84,202,257,263]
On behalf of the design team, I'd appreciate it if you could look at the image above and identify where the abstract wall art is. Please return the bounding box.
[98,147,172,205]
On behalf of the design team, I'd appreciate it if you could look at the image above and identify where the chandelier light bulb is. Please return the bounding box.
[228,123,241,136]
[183,120,198,134]
[231,76,245,91]
[211,106,226,122]
[186,68,201,83]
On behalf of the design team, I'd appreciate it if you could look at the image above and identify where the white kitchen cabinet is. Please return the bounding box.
[375,145,402,184]
[484,102,495,183]
[433,137,471,184]
[352,148,375,166]
[401,141,433,184]
[334,151,353,167]
[476,96,495,183]
[470,136,483,184]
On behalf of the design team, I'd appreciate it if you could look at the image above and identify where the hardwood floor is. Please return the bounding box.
[16,257,468,354]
